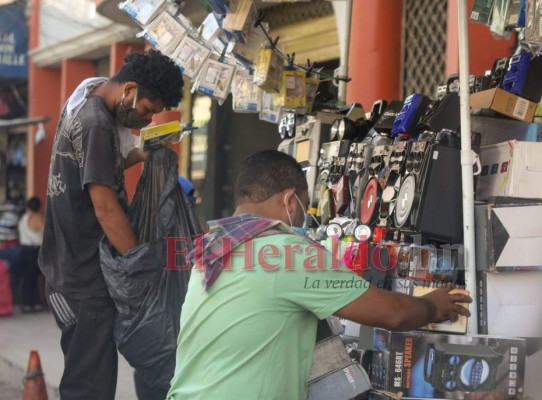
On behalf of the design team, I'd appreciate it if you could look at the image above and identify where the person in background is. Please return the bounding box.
[38,50,184,400]
[18,196,44,312]
[167,150,472,400]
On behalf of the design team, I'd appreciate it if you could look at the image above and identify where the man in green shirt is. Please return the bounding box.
[167,150,471,400]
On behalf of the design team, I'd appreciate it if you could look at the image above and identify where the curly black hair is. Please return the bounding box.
[110,49,183,108]
[234,150,308,206]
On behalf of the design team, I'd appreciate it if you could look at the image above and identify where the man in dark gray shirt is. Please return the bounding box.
[38,50,184,400]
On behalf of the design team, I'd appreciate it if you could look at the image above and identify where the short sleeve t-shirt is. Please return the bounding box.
[167,233,370,400]
[38,95,127,299]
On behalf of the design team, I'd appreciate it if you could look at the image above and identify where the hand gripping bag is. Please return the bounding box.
[100,148,200,391]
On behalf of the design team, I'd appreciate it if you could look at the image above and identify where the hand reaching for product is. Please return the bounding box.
[422,287,472,323]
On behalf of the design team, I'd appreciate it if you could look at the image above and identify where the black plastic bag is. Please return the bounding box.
[100,148,200,391]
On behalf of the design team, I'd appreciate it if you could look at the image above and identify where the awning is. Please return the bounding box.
[0,116,50,130]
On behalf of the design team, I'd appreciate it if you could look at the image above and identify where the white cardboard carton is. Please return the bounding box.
[476,140,542,200]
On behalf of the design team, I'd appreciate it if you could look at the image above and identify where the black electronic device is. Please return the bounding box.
[369,99,388,126]
[488,57,509,89]
[372,101,404,134]
[424,343,503,392]
[396,142,463,242]
[417,92,460,134]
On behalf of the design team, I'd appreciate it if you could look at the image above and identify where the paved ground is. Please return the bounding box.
[0,307,137,400]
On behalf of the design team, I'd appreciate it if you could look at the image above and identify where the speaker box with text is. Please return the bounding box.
[369,329,526,399]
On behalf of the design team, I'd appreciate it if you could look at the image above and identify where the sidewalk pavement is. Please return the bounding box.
[0,307,137,400]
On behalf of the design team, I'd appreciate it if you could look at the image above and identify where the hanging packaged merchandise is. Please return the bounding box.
[260,91,283,123]
[471,0,495,24]
[171,35,212,81]
[222,0,257,43]
[232,70,263,112]
[100,148,200,393]
[254,47,284,93]
[280,69,307,109]
[303,74,320,114]
[525,0,542,44]
[518,0,527,26]
[490,0,521,36]
[230,26,267,68]
[506,0,523,26]
[142,11,189,56]
[200,12,226,47]
[118,0,166,26]
[192,57,236,105]
[208,0,232,15]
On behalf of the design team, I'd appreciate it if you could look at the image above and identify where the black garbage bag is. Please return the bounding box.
[100,147,200,391]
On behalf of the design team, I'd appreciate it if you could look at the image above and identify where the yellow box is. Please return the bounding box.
[280,70,306,109]
[139,121,181,150]
[254,48,283,93]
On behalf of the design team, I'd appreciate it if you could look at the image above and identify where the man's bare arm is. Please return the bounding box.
[334,287,472,331]
[88,183,138,255]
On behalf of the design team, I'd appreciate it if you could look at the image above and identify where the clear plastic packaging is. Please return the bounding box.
[192,57,236,105]
[280,69,307,109]
[170,35,212,81]
[260,91,283,123]
[118,0,166,27]
[490,0,514,37]
[232,70,262,112]
[525,0,542,44]
[253,47,284,93]
[142,11,188,56]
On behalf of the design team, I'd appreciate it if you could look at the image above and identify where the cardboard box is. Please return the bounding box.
[475,200,542,271]
[370,329,526,399]
[477,270,542,337]
[476,140,542,200]
[222,0,256,43]
[470,88,536,122]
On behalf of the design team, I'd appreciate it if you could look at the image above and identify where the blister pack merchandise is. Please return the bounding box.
[118,0,166,26]
[232,70,263,112]
[260,91,283,123]
[253,47,284,93]
[170,35,212,81]
[280,69,307,109]
[141,11,188,56]
[526,0,542,44]
[192,57,236,105]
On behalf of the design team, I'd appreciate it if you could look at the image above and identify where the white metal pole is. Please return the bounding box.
[457,0,478,334]
[337,0,353,106]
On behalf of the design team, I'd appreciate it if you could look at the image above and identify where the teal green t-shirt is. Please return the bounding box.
[167,233,370,400]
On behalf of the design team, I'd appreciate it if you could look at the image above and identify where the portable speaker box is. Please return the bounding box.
[370,329,526,399]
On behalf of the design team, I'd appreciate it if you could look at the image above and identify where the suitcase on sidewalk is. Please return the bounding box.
[0,260,13,316]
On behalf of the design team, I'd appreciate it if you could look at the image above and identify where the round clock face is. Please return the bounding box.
[326,223,343,238]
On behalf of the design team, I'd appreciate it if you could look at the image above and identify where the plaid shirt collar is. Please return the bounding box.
[187,214,292,291]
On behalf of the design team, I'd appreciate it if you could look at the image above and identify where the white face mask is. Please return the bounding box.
[284,193,308,236]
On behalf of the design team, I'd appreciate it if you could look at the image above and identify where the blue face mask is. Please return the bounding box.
[285,193,309,236]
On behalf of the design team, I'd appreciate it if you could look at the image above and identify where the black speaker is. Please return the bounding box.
[395,142,463,242]
[424,343,503,392]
